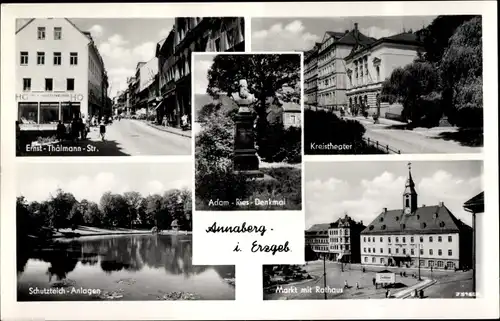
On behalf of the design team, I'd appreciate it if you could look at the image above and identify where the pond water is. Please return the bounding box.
[17,234,235,301]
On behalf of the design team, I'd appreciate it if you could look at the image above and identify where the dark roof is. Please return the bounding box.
[326,31,346,39]
[463,192,484,210]
[305,223,330,236]
[337,29,376,46]
[361,204,471,235]
[345,32,422,60]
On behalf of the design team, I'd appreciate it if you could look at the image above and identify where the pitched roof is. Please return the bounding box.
[16,18,93,42]
[326,31,346,39]
[305,223,330,235]
[361,204,471,235]
[345,31,422,60]
[463,191,484,213]
[337,29,376,46]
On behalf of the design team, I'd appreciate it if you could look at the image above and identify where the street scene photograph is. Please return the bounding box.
[194,53,302,211]
[16,162,235,301]
[252,16,483,154]
[15,17,245,156]
[263,160,483,300]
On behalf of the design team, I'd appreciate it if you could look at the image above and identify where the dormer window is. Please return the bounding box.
[379,217,384,222]
[395,216,399,221]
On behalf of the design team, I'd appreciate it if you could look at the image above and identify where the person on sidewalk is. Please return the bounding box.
[355,282,359,290]
[344,280,348,289]
[56,120,66,142]
[181,114,189,130]
[99,120,106,141]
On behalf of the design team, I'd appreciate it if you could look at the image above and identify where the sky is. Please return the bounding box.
[251,16,437,51]
[193,54,216,95]
[305,161,483,229]
[16,162,192,203]
[17,18,174,98]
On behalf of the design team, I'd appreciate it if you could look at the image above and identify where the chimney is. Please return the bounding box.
[422,204,426,207]
[354,23,358,31]
[439,201,444,207]
[345,29,349,34]
[383,207,387,213]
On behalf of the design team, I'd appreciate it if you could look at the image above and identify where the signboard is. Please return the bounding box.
[376,272,396,284]
[16,93,84,102]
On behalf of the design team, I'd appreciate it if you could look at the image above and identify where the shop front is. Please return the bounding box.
[16,92,85,131]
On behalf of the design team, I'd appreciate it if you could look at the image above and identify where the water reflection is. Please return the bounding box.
[17,234,235,300]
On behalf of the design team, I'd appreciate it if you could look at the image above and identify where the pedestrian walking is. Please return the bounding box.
[79,118,86,140]
[56,120,66,142]
[385,289,389,298]
[387,290,391,298]
[355,282,359,290]
[71,118,79,143]
[344,280,348,289]
[99,120,106,141]
[162,115,167,127]
[372,277,376,288]
[181,114,189,130]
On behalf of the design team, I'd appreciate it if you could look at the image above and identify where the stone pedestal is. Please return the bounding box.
[233,99,263,178]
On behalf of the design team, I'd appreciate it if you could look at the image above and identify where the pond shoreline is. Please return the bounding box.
[25,226,192,242]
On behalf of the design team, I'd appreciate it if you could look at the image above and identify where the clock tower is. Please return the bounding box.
[403,162,418,214]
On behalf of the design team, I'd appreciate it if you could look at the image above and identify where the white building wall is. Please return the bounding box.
[360,232,460,268]
[16,18,91,126]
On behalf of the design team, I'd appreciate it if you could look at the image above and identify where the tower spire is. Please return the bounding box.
[403,162,418,214]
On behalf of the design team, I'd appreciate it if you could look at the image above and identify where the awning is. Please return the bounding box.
[154,99,165,111]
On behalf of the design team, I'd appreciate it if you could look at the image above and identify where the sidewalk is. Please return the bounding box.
[140,120,192,138]
[344,115,407,126]
[394,278,437,299]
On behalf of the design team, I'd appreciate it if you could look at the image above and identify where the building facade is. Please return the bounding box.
[305,215,365,262]
[305,224,330,258]
[304,43,320,107]
[155,17,245,128]
[360,165,473,270]
[344,32,422,118]
[316,24,375,111]
[16,18,108,129]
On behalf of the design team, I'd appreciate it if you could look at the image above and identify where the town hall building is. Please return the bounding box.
[360,164,473,270]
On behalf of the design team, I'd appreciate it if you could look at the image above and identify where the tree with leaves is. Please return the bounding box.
[381,61,441,126]
[47,189,78,230]
[207,54,300,150]
[440,16,483,128]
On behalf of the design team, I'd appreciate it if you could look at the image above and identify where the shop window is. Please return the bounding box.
[40,102,59,124]
[61,102,80,123]
[18,102,38,123]
[447,261,455,269]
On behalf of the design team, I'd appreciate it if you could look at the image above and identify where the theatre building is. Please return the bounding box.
[344,31,422,118]
[15,18,108,130]
[360,165,473,270]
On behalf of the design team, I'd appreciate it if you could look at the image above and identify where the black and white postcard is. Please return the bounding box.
[264,161,483,300]
[15,17,245,156]
[252,16,484,154]
[16,162,235,301]
[193,52,303,211]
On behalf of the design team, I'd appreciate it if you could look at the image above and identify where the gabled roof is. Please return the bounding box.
[361,204,471,235]
[336,29,376,47]
[16,18,93,43]
[326,31,346,39]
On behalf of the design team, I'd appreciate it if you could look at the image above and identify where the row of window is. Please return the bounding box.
[37,26,62,40]
[20,52,78,66]
[23,78,75,91]
[318,62,336,78]
[319,76,336,90]
[318,91,335,106]
[329,229,349,236]
[363,256,456,269]
[313,246,328,252]
[329,237,350,243]
[363,247,454,256]
[330,244,350,251]
[363,235,453,243]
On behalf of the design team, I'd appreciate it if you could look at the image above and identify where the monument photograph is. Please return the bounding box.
[16,162,236,301]
[253,16,483,154]
[193,52,302,211]
[263,160,483,300]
